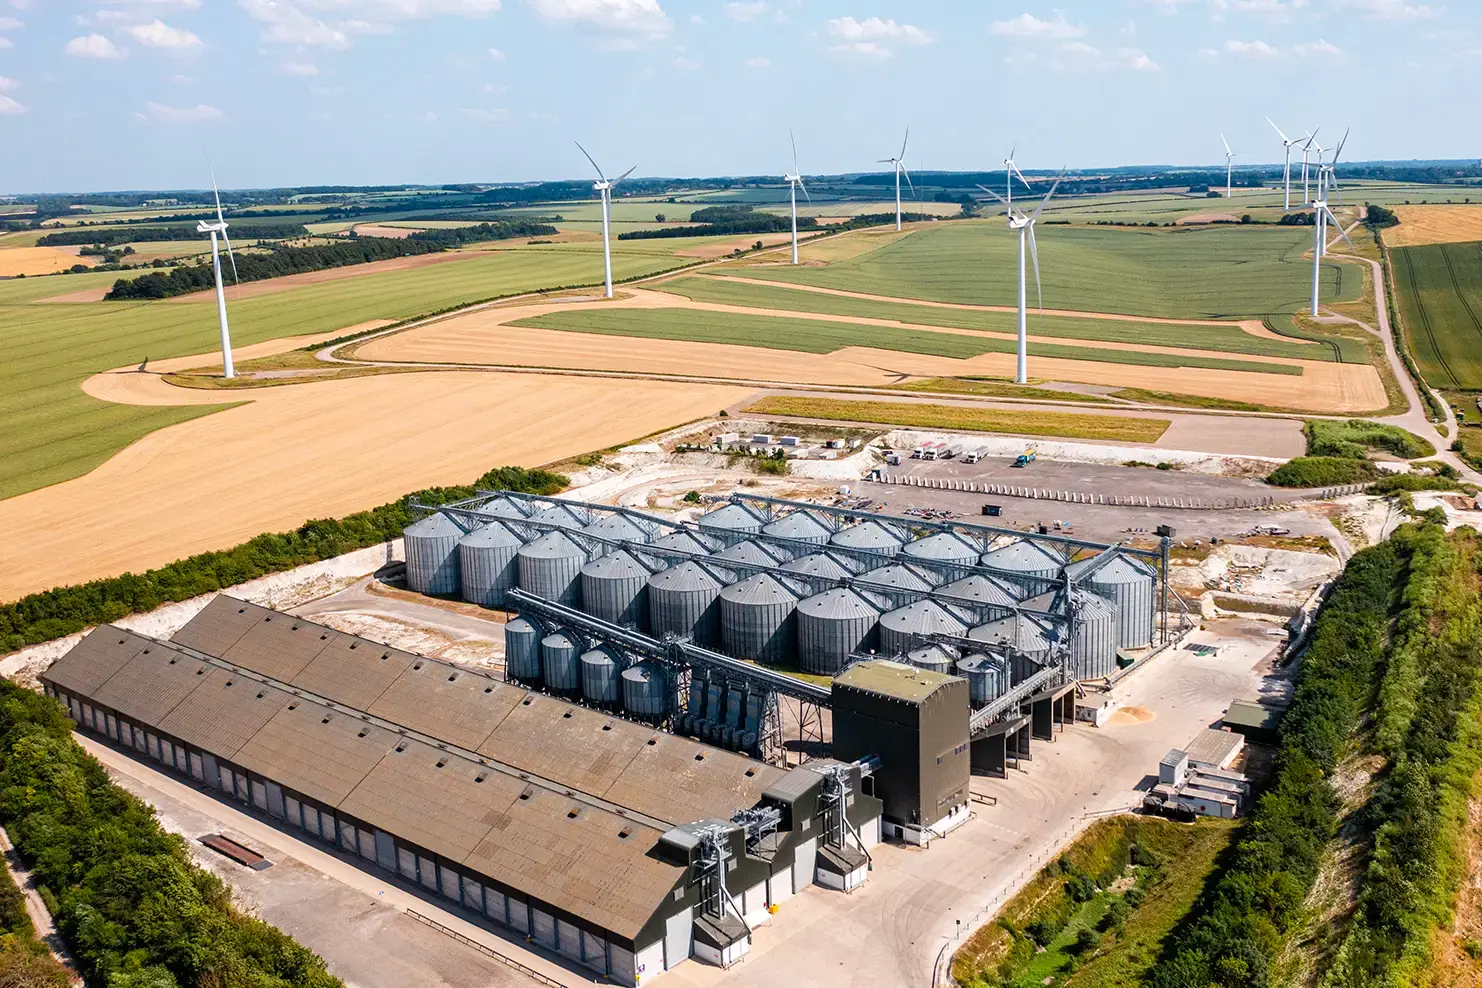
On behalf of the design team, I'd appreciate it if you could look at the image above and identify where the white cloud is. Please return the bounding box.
[340,19,393,34]
[125,19,203,49]
[281,59,319,74]
[1293,38,1345,56]
[487,46,504,58]
[725,1,765,21]
[529,0,671,40]
[0,15,20,29]
[0,75,16,90]
[990,12,1086,39]
[0,37,12,49]
[419,110,438,121]
[66,33,124,58]
[745,55,769,67]
[1210,0,1308,19]
[673,54,698,68]
[481,81,507,93]
[1338,0,1439,18]
[0,94,24,114]
[239,1,349,47]
[828,15,931,44]
[832,40,891,58]
[1223,38,1280,56]
[137,100,222,123]
[1050,41,1159,71]
[1142,0,1196,13]
[169,72,192,82]
[96,0,201,7]
[459,107,507,121]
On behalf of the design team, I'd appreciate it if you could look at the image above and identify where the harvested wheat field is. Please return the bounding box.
[0,370,749,600]
[0,246,94,276]
[1386,204,1482,247]
[358,291,1386,412]
[676,232,796,258]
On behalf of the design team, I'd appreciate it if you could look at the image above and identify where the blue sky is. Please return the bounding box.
[0,0,1475,193]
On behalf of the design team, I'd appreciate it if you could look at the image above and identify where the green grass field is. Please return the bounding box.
[743,220,1362,319]
[0,244,691,500]
[509,306,1303,376]
[745,395,1170,442]
[664,275,1337,361]
[1391,240,1482,390]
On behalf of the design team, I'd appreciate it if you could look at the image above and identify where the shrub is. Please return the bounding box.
[1102,896,1132,932]
[1267,456,1384,488]
[682,491,701,504]
[1366,473,1467,495]
[1072,927,1102,955]
[1066,873,1098,903]
[1304,420,1435,460]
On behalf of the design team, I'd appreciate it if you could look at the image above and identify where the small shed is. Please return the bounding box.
[1221,697,1286,746]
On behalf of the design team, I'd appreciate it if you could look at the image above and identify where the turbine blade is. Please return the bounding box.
[1009,141,1017,161]
[1303,126,1320,150]
[1027,170,1064,223]
[900,126,910,161]
[877,159,895,164]
[574,141,606,182]
[208,158,225,226]
[790,128,799,175]
[1027,224,1043,310]
[1221,133,1232,157]
[221,228,239,284]
[975,184,1010,207]
[613,165,637,186]
[901,165,915,198]
[1011,163,1029,188]
[1266,116,1289,144]
[1332,127,1350,165]
[1324,206,1356,251]
[798,177,810,203]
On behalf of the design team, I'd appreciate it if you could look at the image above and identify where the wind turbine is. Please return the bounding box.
[878,127,914,231]
[1300,129,1321,204]
[1304,130,1353,316]
[784,130,810,265]
[976,173,1063,385]
[1220,134,1245,199]
[576,142,635,299]
[1003,143,1030,209]
[196,163,237,380]
[1266,118,1308,211]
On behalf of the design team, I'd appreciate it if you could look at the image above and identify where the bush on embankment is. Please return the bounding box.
[1305,419,1435,460]
[0,465,566,654]
[1267,456,1385,488]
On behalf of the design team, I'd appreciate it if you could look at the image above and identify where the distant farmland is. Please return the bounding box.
[1391,241,1482,390]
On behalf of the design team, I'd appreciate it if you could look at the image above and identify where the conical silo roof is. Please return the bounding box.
[651,530,709,554]
[938,574,1020,608]
[520,530,585,559]
[901,532,980,564]
[797,587,878,620]
[981,539,1066,573]
[830,521,903,555]
[1066,551,1156,584]
[697,503,764,534]
[459,520,522,549]
[581,549,649,579]
[475,495,529,521]
[648,560,722,592]
[856,563,935,592]
[713,540,784,567]
[781,552,854,581]
[583,514,650,544]
[719,572,798,606]
[878,601,968,653]
[970,613,1054,654]
[762,511,832,545]
[527,503,585,529]
[405,512,465,539]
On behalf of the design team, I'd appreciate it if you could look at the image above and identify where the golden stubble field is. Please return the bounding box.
[0,246,95,277]
[1385,205,1482,247]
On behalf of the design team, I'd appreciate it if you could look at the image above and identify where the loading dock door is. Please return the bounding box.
[792,836,818,892]
[374,830,397,873]
[664,907,693,970]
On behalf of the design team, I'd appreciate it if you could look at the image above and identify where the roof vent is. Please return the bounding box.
[484,686,494,694]
[288,703,298,710]
[395,742,407,753]
[291,624,299,631]
[256,691,266,699]
[357,729,368,738]
[195,669,205,676]
[321,715,332,724]
[349,642,358,650]
[618,828,633,840]
[602,724,611,732]
[647,738,657,746]
[475,774,487,783]
[381,653,390,660]
[562,712,572,719]
[522,698,533,706]
[225,680,233,687]
[413,662,423,670]
[745,768,756,777]
[567,810,579,820]
[143,648,151,654]
[436,759,447,768]
[518,791,531,801]
[237,608,245,614]
[694,753,705,762]
[118,638,125,645]
[168,658,177,665]
[447,674,457,683]
[320,634,328,640]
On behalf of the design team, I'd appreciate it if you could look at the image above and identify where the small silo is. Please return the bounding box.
[781,552,854,582]
[907,643,957,676]
[404,512,466,595]
[969,613,1054,661]
[540,632,580,694]
[580,550,650,627]
[580,646,623,708]
[517,531,587,607]
[712,539,785,567]
[981,539,1067,592]
[796,588,880,675]
[938,573,1021,611]
[901,532,980,575]
[697,503,764,537]
[1062,589,1119,680]
[651,530,710,554]
[621,663,669,722]
[526,502,587,530]
[829,521,904,557]
[647,561,724,644]
[1071,553,1157,649]
[504,617,542,683]
[583,514,650,547]
[719,573,798,665]
[458,521,523,607]
[956,653,1007,706]
[877,600,968,656]
[856,563,936,593]
[762,511,831,547]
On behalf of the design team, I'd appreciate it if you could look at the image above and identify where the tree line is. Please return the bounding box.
[618,205,817,240]
[406,218,559,247]
[103,236,444,300]
[37,224,309,248]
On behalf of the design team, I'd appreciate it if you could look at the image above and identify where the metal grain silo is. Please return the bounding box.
[404,512,466,595]
[938,573,1021,611]
[476,495,530,521]
[762,511,831,547]
[540,632,580,694]
[969,613,1054,661]
[527,503,586,530]
[1071,553,1157,649]
[697,503,763,536]
[907,643,958,676]
[651,530,710,554]
[712,540,785,567]
[981,539,1067,592]
[796,588,879,675]
[829,521,903,557]
[856,563,936,593]
[1063,589,1119,680]
[504,617,542,683]
[621,662,669,721]
[517,531,587,607]
[781,552,854,581]
[580,646,623,708]
[901,532,980,574]
[647,561,723,644]
[719,573,798,665]
[583,514,650,547]
[878,601,967,656]
[580,550,649,627]
[458,522,523,607]
[956,653,1007,706]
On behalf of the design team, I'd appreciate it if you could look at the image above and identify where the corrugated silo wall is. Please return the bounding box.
[720,593,797,665]
[1088,564,1156,649]
[406,528,461,595]
[460,536,521,607]
[1073,599,1120,680]
[796,597,878,675]
[581,566,648,628]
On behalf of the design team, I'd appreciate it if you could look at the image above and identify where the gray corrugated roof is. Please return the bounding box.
[156,667,294,760]
[366,660,522,752]
[43,625,152,697]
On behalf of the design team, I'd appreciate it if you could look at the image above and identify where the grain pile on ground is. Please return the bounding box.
[1385,204,1482,248]
[0,370,750,600]
[0,246,94,276]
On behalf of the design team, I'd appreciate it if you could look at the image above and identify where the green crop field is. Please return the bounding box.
[509,307,1303,375]
[663,275,1337,361]
[1391,240,1482,390]
[743,220,1362,319]
[0,244,692,501]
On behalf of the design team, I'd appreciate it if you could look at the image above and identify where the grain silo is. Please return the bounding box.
[762,511,832,547]
[907,643,958,676]
[796,588,880,675]
[955,653,1007,706]
[697,502,764,536]
[580,550,650,628]
[458,521,523,607]
[516,531,587,607]
[1070,553,1157,649]
[856,563,936,593]
[475,495,530,521]
[580,646,624,708]
[901,532,980,574]
[527,502,586,530]
[878,601,968,656]
[981,539,1066,591]
[582,514,651,546]
[1061,589,1119,680]
[829,521,904,557]
[504,617,542,683]
[937,573,1021,611]
[621,662,669,722]
[650,530,710,554]
[712,539,785,567]
[719,573,798,665]
[968,613,1054,661]
[404,513,467,595]
[647,561,723,644]
[540,631,580,694]
[780,552,854,581]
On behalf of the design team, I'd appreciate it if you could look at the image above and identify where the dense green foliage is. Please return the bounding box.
[1391,241,1482,390]
[36,225,308,248]
[1149,538,1407,988]
[1305,419,1435,460]
[1267,456,1386,488]
[0,681,341,987]
[406,219,558,247]
[1366,203,1401,228]
[104,237,444,300]
[618,204,816,240]
[0,465,565,652]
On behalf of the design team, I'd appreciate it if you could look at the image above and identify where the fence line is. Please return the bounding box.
[870,473,1364,512]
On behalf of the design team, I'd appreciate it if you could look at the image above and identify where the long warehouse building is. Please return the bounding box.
[42,597,884,984]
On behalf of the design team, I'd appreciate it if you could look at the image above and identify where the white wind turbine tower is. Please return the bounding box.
[977,173,1063,385]
[1301,129,1322,204]
[196,164,238,379]
[1220,134,1246,199]
[1304,129,1353,316]
[1266,118,1308,211]
[576,142,635,299]
[784,130,810,264]
[1003,143,1030,209]
[878,127,914,231]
